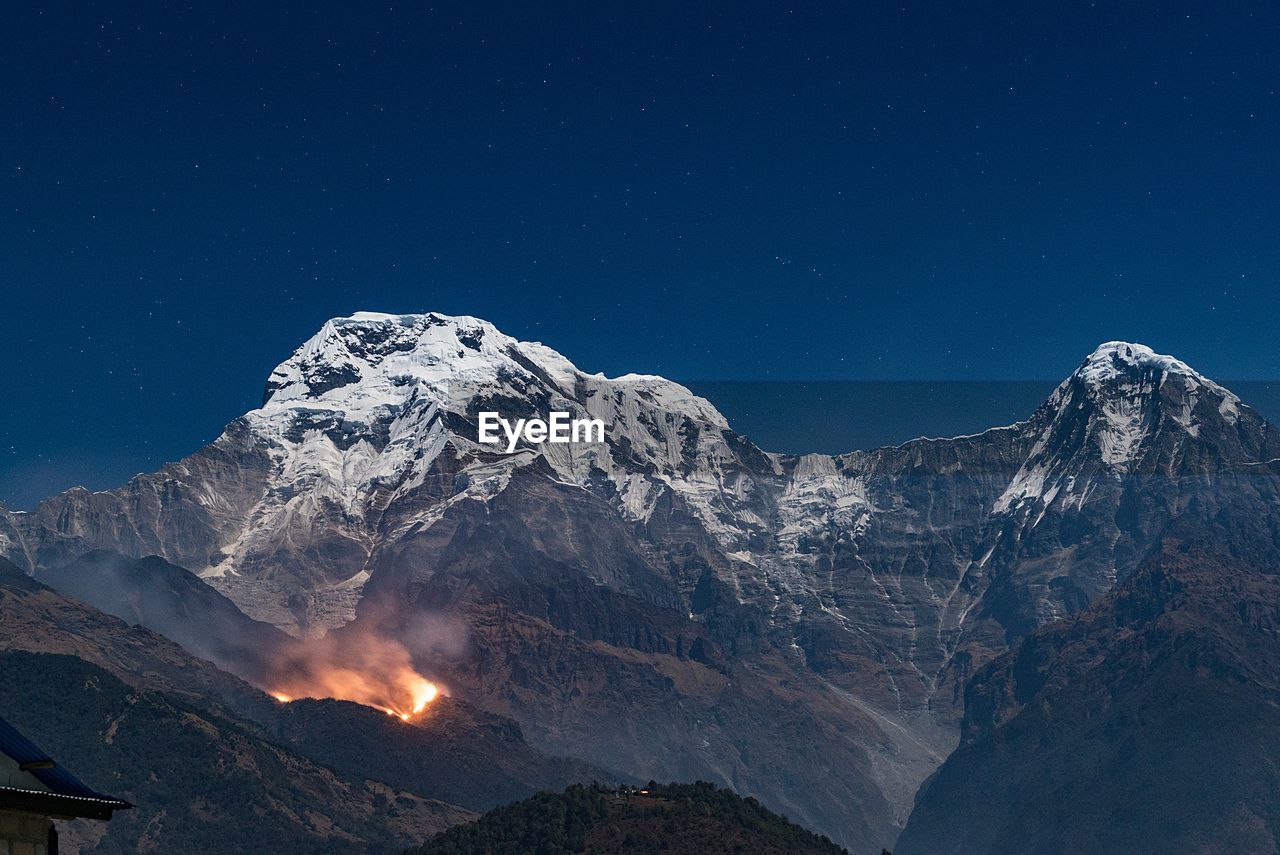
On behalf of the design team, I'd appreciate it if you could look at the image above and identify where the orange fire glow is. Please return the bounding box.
[266,632,443,722]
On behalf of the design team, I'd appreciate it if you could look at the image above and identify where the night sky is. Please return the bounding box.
[3,1,1279,507]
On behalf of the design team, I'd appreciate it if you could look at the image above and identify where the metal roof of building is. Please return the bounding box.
[0,715,131,820]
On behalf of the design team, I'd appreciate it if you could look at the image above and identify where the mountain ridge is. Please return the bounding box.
[6,313,1279,851]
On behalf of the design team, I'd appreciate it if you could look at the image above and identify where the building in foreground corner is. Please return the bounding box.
[0,716,131,855]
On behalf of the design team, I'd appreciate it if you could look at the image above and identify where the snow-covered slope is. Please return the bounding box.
[995,341,1243,513]
[258,310,736,508]
[226,312,763,594]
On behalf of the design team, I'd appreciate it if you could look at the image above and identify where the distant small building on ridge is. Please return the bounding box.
[0,716,131,855]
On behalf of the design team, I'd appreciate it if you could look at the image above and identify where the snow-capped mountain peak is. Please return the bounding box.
[993,341,1249,515]
[258,311,727,427]
[1075,341,1236,401]
[263,312,552,414]
[217,312,748,603]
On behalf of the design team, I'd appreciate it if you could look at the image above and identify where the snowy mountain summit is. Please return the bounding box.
[260,311,725,426]
[993,339,1248,513]
[240,311,746,553]
[1074,340,1241,428]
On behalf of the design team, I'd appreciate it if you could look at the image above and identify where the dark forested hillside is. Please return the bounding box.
[0,561,608,853]
[0,650,471,854]
[404,781,849,855]
[897,540,1280,855]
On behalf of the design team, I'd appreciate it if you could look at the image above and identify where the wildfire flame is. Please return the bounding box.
[266,632,442,722]
[368,673,439,721]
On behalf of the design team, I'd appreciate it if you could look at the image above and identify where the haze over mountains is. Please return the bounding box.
[4,312,1279,853]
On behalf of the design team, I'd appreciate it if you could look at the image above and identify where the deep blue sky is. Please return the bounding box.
[2,0,1279,507]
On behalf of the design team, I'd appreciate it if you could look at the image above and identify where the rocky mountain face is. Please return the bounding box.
[4,315,1278,851]
[896,537,1280,854]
